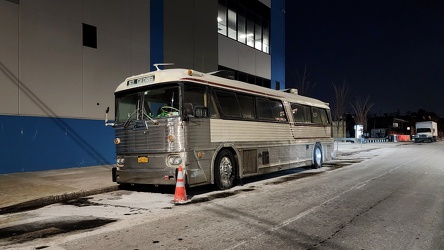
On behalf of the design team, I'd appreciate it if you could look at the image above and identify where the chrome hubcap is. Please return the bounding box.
[219,156,233,186]
[315,148,322,165]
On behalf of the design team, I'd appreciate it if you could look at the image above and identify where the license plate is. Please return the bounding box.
[138,156,148,163]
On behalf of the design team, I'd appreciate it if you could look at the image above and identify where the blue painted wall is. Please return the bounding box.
[150,0,164,71]
[0,115,115,174]
[271,0,286,90]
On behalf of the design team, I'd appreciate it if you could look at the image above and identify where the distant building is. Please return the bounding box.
[364,110,441,140]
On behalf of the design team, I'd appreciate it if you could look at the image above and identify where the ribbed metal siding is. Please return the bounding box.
[210,119,292,142]
[184,119,213,181]
[290,125,331,139]
[114,120,184,154]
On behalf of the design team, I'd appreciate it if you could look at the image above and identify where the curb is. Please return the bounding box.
[0,185,119,215]
[334,147,378,157]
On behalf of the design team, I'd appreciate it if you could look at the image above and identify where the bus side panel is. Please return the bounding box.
[209,119,334,177]
[184,118,215,186]
[210,119,292,142]
[252,143,311,175]
[185,119,335,184]
[290,124,332,139]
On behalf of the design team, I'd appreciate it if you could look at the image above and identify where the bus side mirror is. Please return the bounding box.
[194,106,208,118]
[105,106,115,126]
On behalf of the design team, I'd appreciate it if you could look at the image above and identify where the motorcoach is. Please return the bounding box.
[106,65,334,189]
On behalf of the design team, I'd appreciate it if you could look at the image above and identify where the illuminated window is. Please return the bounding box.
[227,5,237,39]
[237,5,246,44]
[262,20,269,53]
[255,14,262,50]
[218,1,227,36]
[217,0,270,54]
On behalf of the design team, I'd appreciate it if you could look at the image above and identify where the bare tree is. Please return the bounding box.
[332,80,350,138]
[351,95,373,130]
[332,80,350,121]
[288,64,316,96]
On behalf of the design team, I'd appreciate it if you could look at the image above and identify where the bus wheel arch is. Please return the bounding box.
[312,142,323,169]
[213,147,238,190]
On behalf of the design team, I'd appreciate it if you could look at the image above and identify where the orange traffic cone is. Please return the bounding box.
[173,166,187,204]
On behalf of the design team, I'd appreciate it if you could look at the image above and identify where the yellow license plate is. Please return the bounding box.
[138,156,148,163]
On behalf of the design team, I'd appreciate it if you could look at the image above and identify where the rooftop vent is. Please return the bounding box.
[282,88,298,95]
[208,70,235,80]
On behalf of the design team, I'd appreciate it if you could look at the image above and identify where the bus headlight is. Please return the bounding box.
[117,156,125,166]
[168,155,182,165]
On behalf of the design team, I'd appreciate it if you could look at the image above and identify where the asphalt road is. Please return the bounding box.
[2,142,443,249]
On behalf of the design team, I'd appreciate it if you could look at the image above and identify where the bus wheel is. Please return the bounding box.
[214,149,236,190]
[312,143,323,169]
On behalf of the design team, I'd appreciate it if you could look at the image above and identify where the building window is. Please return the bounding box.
[218,2,227,36]
[227,2,237,39]
[218,65,272,89]
[254,14,262,50]
[246,10,255,47]
[237,5,246,44]
[217,0,270,54]
[83,23,97,49]
[262,20,269,53]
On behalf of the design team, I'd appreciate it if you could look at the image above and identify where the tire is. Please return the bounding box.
[311,143,323,169]
[214,149,236,190]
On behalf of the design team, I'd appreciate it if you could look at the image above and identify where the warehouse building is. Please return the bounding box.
[0,0,285,173]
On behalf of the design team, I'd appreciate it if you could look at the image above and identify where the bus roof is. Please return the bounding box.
[116,68,330,109]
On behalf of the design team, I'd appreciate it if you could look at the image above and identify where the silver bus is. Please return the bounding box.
[107,67,334,190]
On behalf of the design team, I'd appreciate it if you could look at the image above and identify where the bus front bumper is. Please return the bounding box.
[112,167,178,185]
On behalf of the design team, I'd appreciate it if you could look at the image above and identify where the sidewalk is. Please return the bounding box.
[334,141,403,156]
[0,142,408,214]
[0,165,118,214]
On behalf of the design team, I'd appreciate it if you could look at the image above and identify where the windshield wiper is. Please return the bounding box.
[123,109,137,128]
[143,112,159,125]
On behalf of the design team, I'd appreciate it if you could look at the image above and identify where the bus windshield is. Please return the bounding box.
[115,84,180,124]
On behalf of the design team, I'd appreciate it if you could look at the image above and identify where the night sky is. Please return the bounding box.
[285,1,444,117]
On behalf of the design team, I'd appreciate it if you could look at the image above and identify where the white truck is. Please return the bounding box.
[415,121,438,143]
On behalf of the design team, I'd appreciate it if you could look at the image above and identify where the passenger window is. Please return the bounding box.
[257,98,273,119]
[312,107,323,124]
[312,107,329,124]
[258,98,287,122]
[215,90,241,117]
[270,99,287,122]
[291,103,311,123]
[320,109,330,124]
[237,94,255,119]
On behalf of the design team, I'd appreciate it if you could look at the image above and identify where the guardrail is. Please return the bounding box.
[334,138,390,143]
[365,138,389,143]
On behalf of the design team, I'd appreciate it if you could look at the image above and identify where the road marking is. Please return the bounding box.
[226,147,434,250]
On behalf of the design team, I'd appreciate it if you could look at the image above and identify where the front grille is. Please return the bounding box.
[114,121,184,154]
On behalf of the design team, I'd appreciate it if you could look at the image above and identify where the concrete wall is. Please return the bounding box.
[1,1,19,115]
[163,0,218,72]
[0,0,150,173]
[218,35,271,79]
[1,0,150,119]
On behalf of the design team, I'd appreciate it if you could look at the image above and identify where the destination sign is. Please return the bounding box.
[127,75,155,86]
